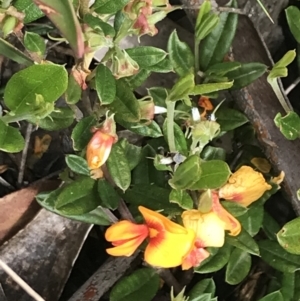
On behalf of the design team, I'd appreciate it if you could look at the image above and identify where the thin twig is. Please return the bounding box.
[181,5,245,15]
[156,268,182,295]
[0,260,45,301]
[18,123,33,185]
[101,207,119,223]
[118,199,134,221]
[0,176,15,190]
[285,77,300,95]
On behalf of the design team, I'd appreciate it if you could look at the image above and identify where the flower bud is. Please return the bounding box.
[218,165,272,207]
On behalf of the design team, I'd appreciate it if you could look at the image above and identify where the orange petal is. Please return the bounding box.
[105,220,148,256]
[86,130,114,169]
[182,245,210,270]
[212,193,241,236]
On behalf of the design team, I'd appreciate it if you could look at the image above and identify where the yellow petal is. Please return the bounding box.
[182,210,226,247]
[106,237,144,257]
[144,228,195,268]
[86,130,114,169]
[219,165,272,207]
[138,206,195,268]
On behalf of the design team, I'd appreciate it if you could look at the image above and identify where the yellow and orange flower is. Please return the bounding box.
[218,166,272,207]
[86,130,114,169]
[105,206,195,268]
[181,192,241,270]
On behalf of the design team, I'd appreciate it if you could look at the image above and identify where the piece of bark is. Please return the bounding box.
[0,209,92,301]
[180,1,300,214]
[0,180,59,245]
[67,254,140,301]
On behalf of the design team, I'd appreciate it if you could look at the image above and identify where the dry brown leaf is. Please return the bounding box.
[33,134,52,159]
[0,179,59,245]
[0,165,8,174]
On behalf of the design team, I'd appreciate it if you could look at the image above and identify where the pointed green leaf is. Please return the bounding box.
[110,268,160,301]
[169,189,193,210]
[167,73,195,102]
[24,32,46,55]
[199,0,238,71]
[97,178,119,210]
[274,112,300,140]
[65,154,90,176]
[92,0,131,14]
[192,81,233,95]
[95,64,116,105]
[190,160,231,190]
[167,30,194,77]
[65,73,81,104]
[107,141,131,191]
[262,212,281,241]
[188,279,216,301]
[259,240,300,273]
[14,0,44,23]
[225,248,251,285]
[215,107,248,131]
[286,6,300,43]
[221,201,248,217]
[258,291,284,301]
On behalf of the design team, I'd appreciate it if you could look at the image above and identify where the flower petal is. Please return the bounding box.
[182,246,210,270]
[219,165,272,207]
[144,228,195,268]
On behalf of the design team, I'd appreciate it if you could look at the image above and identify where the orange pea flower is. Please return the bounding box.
[86,114,117,170]
[181,192,241,270]
[105,206,195,268]
[218,166,272,207]
[86,130,114,169]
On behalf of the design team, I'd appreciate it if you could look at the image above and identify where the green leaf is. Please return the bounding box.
[169,189,193,210]
[109,79,141,122]
[24,32,46,55]
[195,244,232,273]
[36,188,110,225]
[14,0,44,23]
[95,64,116,105]
[55,177,99,215]
[163,120,188,155]
[259,240,300,273]
[146,58,173,73]
[286,6,300,44]
[227,62,267,90]
[110,268,160,301]
[225,248,251,285]
[277,217,300,255]
[32,0,84,58]
[83,14,116,37]
[221,201,248,217]
[126,46,167,69]
[71,115,97,151]
[167,73,195,102]
[205,62,241,75]
[201,146,226,161]
[196,13,219,42]
[167,30,194,77]
[188,279,216,301]
[107,141,131,191]
[0,37,33,66]
[192,82,233,95]
[169,155,202,190]
[274,112,300,140]
[65,154,90,176]
[123,184,180,215]
[118,119,162,138]
[262,212,281,241]
[35,107,74,130]
[280,272,296,301]
[199,0,238,71]
[226,229,260,256]
[148,87,168,108]
[97,178,119,210]
[258,291,284,301]
[119,139,142,170]
[0,119,24,153]
[65,74,81,104]
[126,69,151,89]
[215,108,248,131]
[92,0,131,14]
[274,50,296,69]
[4,64,68,115]
[238,202,264,236]
[190,160,231,190]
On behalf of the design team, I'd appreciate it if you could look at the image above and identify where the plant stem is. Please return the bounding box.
[166,101,176,153]
[0,113,31,124]
[270,79,293,114]
[194,40,200,84]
